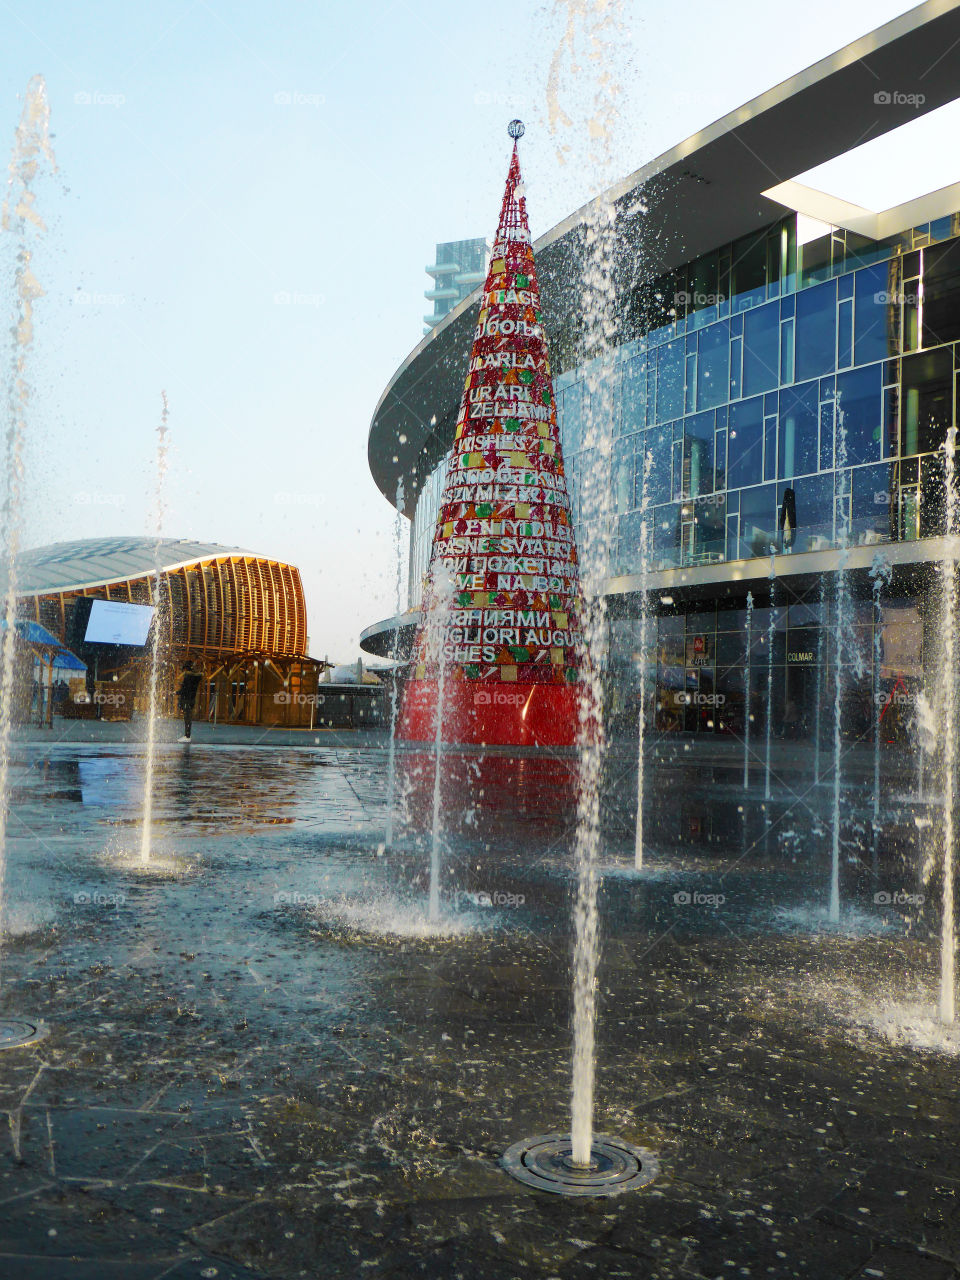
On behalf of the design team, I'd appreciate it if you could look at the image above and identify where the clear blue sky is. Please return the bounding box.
[0,0,937,660]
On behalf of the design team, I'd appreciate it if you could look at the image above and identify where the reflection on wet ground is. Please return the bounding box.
[0,740,958,1278]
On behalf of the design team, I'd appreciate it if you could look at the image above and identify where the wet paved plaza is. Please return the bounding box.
[0,735,958,1279]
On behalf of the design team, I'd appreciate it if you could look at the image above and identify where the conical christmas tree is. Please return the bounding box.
[398,122,583,747]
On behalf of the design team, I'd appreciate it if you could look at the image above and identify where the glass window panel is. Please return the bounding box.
[683,411,715,497]
[730,335,742,399]
[799,230,833,288]
[780,317,795,383]
[781,219,798,296]
[644,425,672,505]
[697,320,729,409]
[613,441,634,514]
[742,301,779,397]
[922,240,960,347]
[560,382,584,456]
[901,347,953,455]
[920,451,946,538]
[856,269,896,358]
[620,356,647,433]
[882,386,899,458]
[819,387,835,472]
[930,217,953,243]
[715,427,727,491]
[739,483,777,559]
[838,298,853,368]
[845,232,896,271]
[764,415,777,482]
[778,380,819,479]
[731,231,768,312]
[687,249,721,329]
[692,493,726,561]
[684,352,697,413]
[717,604,748,632]
[656,339,685,422]
[653,504,682,569]
[727,396,764,489]
[790,473,834,552]
[851,463,895,546]
[836,364,883,466]
[795,279,837,380]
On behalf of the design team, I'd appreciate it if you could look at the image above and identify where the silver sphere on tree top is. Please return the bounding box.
[508,119,525,140]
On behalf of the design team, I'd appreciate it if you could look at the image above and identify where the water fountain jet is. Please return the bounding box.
[0,77,54,1049]
[139,392,169,868]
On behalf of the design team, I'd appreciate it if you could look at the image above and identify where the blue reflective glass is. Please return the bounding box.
[778,381,818,479]
[727,397,764,489]
[560,383,584,454]
[697,320,729,409]
[836,364,882,466]
[854,263,893,365]
[789,473,833,552]
[644,425,672,505]
[656,339,685,422]
[795,279,837,380]
[838,299,853,368]
[621,356,647,432]
[693,493,726,559]
[851,463,895,545]
[739,483,777,559]
[653,503,681,568]
[683,411,715,496]
[742,301,779,397]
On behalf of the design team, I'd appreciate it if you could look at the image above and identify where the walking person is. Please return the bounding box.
[177,660,203,743]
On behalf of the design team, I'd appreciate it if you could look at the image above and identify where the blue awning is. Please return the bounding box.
[3,619,87,671]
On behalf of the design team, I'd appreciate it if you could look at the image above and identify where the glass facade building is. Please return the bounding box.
[365,7,960,748]
[402,208,960,738]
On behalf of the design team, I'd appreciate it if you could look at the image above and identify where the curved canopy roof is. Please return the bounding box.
[17,536,264,596]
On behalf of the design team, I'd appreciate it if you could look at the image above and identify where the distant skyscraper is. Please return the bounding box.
[423,238,489,333]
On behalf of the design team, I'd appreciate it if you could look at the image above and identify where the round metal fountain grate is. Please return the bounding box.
[0,1017,47,1050]
[501,1132,659,1197]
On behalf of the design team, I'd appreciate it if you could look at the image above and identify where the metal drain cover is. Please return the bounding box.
[502,1132,659,1197]
[0,1018,46,1050]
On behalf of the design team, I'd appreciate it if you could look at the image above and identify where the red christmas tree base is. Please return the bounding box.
[397,678,578,748]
